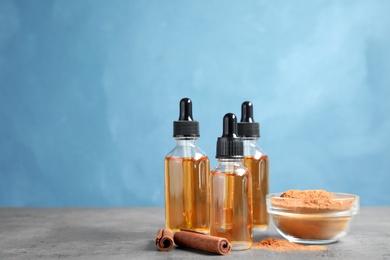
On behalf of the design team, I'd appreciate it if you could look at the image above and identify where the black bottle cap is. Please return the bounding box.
[237,101,260,138]
[216,113,243,159]
[173,98,200,137]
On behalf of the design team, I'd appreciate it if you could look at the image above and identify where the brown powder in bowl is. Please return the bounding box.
[255,238,327,251]
[272,190,353,211]
[281,190,335,200]
[270,190,356,240]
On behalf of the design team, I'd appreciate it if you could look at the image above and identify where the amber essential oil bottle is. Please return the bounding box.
[238,101,269,231]
[210,113,253,250]
[164,98,210,233]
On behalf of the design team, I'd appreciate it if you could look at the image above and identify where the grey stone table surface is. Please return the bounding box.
[0,207,389,259]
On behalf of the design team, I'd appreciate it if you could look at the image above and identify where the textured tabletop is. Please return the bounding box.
[0,207,389,259]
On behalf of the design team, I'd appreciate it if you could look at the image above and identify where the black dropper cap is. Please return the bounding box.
[173,98,200,137]
[216,113,243,159]
[237,101,260,138]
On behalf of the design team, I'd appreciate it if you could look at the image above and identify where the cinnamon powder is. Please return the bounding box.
[270,190,354,240]
[272,190,352,210]
[255,238,326,251]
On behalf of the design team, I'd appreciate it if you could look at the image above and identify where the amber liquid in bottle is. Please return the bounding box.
[164,156,210,233]
[210,165,253,250]
[243,155,269,230]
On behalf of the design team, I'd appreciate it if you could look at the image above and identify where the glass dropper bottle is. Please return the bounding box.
[238,101,269,231]
[209,113,253,250]
[164,98,210,233]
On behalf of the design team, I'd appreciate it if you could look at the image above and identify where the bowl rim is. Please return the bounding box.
[266,192,360,216]
[266,192,359,201]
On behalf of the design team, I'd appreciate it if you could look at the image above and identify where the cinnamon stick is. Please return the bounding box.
[173,229,232,255]
[155,228,174,252]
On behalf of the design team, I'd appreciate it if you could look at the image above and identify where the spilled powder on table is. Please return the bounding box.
[254,238,327,251]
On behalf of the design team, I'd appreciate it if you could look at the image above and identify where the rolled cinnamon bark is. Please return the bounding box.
[174,229,232,255]
[155,228,174,252]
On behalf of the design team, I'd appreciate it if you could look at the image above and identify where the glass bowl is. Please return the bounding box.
[266,192,359,244]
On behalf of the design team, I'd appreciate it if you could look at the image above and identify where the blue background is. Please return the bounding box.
[1,0,389,207]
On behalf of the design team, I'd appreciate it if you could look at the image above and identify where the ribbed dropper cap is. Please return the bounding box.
[237,101,260,138]
[216,113,243,159]
[173,98,200,137]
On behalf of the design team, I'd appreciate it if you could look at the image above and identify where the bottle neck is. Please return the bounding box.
[242,138,256,156]
[217,158,243,165]
[175,137,198,146]
[242,138,258,145]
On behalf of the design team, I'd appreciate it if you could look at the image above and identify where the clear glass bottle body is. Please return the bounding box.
[242,138,269,231]
[164,138,210,233]
[210,159,253,250]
